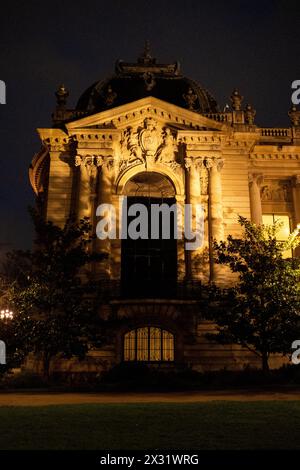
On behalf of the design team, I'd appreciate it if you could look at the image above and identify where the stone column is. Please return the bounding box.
[184,157,203,280]
[205,157,225,282]
[292,175,300,226]
[75,155,101,221]
[175,194,186,282]
[205,157,224,242]
[248,173,263,225]
[75,155,102,280]
[95,158,114,279]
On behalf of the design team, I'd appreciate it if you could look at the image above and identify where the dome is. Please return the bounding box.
[76,45,219,115]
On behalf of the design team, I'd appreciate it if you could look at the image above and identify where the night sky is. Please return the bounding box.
[0,0,299,258]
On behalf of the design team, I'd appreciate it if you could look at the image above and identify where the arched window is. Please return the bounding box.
[124,327,174,362]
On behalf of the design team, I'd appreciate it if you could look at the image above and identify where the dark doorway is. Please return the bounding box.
[121,196,177,298]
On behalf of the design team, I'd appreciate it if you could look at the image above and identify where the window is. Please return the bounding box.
[262,214,292,258]
[124,327,174,362]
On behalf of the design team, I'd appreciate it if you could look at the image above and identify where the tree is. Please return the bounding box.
[206,216,300,374]
[0,209,104,380]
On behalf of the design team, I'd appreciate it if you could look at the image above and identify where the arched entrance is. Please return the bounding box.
[121,172,177,298]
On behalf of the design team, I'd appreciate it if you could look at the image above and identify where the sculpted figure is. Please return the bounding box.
[157,128,176,163]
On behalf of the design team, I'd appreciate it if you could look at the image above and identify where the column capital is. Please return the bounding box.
[184,156,203,171]
[249,172,264,186]
[204,156,224,171]
[75,155,104,194]
[75,154,104,168]
[292,175,300,187]
[75,154,115,175]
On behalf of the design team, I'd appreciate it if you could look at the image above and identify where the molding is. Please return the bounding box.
[65,96,227,132]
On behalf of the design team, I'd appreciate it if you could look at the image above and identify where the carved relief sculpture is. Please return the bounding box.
[157,128,177,164]
[261,180,292,202]
[139,117,162,162]
[119,118,179,170]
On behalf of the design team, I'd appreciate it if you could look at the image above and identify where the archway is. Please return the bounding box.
[121,172,177,298]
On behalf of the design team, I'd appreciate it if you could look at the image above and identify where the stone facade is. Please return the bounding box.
[28,51,300,375]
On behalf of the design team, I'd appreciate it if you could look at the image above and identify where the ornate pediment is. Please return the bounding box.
[65,96,226,133]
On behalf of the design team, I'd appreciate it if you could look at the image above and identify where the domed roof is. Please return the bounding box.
[76,45,219,115]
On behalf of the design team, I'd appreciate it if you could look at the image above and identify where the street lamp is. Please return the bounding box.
[0,309,13,320]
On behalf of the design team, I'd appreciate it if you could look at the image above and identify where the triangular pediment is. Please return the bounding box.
[65,96,226,133]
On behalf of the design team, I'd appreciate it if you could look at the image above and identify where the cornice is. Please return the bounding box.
[65,96,227,132]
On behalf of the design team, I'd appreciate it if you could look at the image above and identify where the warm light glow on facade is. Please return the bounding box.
[262,214,292,258]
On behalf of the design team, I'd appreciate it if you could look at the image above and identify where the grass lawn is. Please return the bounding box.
[0,401,299,450]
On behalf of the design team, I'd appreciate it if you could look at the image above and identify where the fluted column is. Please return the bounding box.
[205,157,224,283]
[205,157,224,242]
[184,157,203,280]
[248,173,263,225]
[95,158,114,279]
[175,194,185,281]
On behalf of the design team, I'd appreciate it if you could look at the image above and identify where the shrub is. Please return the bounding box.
[0,371,49,389]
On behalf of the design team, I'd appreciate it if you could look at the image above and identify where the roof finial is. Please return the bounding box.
[143,40,151,59]
[230,88,243,111]
[55,84,69,108]
[138,40,155,65]
[289,103,300,127]
[244,103,256,125]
